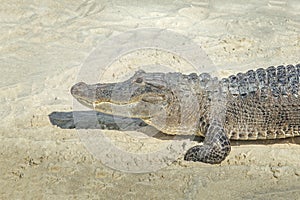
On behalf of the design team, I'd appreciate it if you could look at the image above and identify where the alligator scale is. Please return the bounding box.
[71,64,300,164]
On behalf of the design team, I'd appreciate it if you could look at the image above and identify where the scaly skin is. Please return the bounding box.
[71,64,300,164]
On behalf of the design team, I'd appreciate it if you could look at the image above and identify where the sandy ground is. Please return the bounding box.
[1,0,300,199]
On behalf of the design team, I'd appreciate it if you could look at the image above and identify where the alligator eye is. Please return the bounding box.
[135,77,143,83]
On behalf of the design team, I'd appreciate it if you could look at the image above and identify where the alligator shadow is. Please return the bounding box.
[48,111,195,141]
[49,111,300,145]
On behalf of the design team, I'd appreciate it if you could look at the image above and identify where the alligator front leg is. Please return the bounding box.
[184,120,231,164]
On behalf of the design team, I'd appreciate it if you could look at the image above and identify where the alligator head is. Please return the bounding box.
[71,70,202,135]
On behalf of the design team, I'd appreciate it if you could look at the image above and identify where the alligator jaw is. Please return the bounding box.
[71,81,123,107]
[70,81,167,118]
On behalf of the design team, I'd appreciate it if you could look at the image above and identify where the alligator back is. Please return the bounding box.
[219,64,300,140]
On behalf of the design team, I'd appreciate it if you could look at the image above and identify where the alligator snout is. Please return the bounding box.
[71,81,114,104]
[70,82,88,97]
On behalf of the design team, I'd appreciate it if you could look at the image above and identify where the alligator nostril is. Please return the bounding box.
[77,82,87,87]
[71,82,87,95]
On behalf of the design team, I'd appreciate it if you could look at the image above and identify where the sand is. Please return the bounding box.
[1,0,300,199]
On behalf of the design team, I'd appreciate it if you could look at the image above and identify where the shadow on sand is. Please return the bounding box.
[49,111,300,146]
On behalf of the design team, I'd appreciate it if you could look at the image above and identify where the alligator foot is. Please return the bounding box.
[184,120,231,164]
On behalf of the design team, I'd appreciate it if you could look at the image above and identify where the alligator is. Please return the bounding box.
[71,64,300,164]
